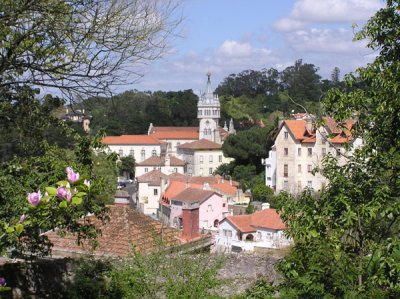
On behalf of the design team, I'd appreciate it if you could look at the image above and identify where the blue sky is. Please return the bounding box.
[129,0,384,93]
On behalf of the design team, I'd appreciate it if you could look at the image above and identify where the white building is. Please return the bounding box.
[102,135,164,163]
[177,139,233,177]
[264,115,362,193]
[136,170,168,215]
[135,154,186,178]
[216,205,291,252]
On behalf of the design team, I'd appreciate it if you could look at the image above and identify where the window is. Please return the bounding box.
[298,164,302,173]
[141,149,145,161]
[209,167,213,174]
[223,203,226,207]
[203,128,208,135]
[223,229,232,237]
[336,149,341,157]
[154,189,158,196]
[283,180,289,190]
[198,110,202,116]
[207,128,212,135]
[257,232,262,240]
[219,155,222,162]
[145,168,148,173]
[119,149,123,156]
[174,167,178,173]
[284,148,288,156]
[207,204,213,212]
[322,148,326,157]
[284,164,288,177]
[199,155,204,163]
[284,131,289,139]
[307,164,312,173]
[298,148,302,156]
[308,148,312,157]
[209,155,213,162]
[129,149,134,157]
[267,177,271,181]
[200,167,203,175]
[152,149,157,156]
[307,180,312,188]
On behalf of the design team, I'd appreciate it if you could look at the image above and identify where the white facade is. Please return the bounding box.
[198,72,221,143]
[106,143,162,163]
[179,148,232,177]
[216,217,291,252]
[136,164,184,178]
[137,182,162,215]
[266,117,362,194]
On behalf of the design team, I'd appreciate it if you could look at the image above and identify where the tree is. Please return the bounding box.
[0,0,181,100]
[118,156,135,179]
[252,184,273,203]
[276,1,400,297]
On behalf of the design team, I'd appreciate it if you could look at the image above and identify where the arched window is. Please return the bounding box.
[207,128,212,135]
[203,128,208,135]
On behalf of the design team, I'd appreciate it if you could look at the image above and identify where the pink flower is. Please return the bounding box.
[27,191,41,206]
[65,166,73,174]
[57,187,72,202]
[84,179,91,188]
[19,214,27,223]
[67,170,80,183]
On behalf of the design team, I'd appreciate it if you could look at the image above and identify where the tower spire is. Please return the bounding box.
[206,70,212,96]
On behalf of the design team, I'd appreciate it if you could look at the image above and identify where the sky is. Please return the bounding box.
[128,0,384,94]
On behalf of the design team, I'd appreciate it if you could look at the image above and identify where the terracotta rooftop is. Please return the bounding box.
[102,135,163,145]
[136,155,186,167]
[136,169,168,185]
[210,181,237,196]
[149,127,199,140]
[225,214,255,233]
[282,117,353,144]
[172,188,217,204]
[223,208,286,233]
[177,139,222,150]
[162,181,203,202]
[45,205,182,257]
[168,173,240,187]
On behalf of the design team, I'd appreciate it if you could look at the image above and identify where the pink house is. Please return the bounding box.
[169,188,229,231]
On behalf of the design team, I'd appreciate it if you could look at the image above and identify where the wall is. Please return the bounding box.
[106,144,161,164]
[137,182,161,215]
[198,194,228,230]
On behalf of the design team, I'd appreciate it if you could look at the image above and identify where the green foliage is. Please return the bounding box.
[252,184,274,203]
[84,89,198,135]
[118,156,136,179]
[245,204,255,215]
[67,253,224,299]
[238,277,276,299]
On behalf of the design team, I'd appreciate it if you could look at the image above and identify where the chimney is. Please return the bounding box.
[261,203,270,210]
[306,118,313,133]
[165,154,170,167]
[182,206,199,240]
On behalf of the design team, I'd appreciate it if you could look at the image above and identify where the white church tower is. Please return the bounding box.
[198,71,221,143]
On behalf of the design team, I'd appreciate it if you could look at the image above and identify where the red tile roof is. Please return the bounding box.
[172,188,217,204]
[210,181,237,196]
[102,135,163,145]
[223,208,286,233]
[283,117,354,144]
[177,139,222,150]
[225,214,255,233]
[162,181,203,202]
[136,155,186,167]
[149,127,199,140]
[45,205,182,257]
[136,169,168,185]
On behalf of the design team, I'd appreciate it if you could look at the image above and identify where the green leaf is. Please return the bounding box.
[15,224,24,235]
[71,197,82,205]
[76,192,86,197]
[45,187,57,196]
[59,200,68,208]
[6,227,14,233]
[56,180,69,186]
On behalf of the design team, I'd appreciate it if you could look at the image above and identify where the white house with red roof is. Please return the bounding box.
[216,205,292,252]
[136,170,168,215]
[177,139,233,176]
[102,135,164,164]
[135,154,186,177]
[263,114,363,193]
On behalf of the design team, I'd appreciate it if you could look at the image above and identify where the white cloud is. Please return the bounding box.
[286,28,368,53]
[274,0,383,31]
